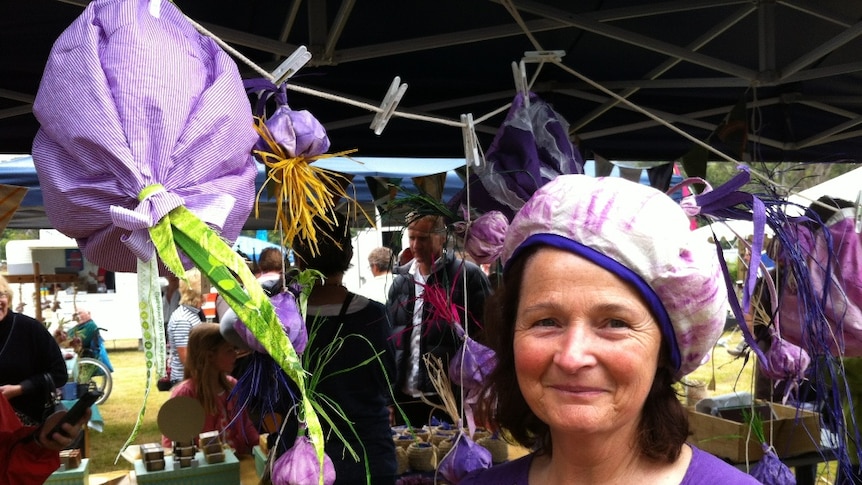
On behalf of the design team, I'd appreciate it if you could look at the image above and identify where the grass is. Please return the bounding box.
[86,341,171,475]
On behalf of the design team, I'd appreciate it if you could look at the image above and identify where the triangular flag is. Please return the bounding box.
[0,184,27,233]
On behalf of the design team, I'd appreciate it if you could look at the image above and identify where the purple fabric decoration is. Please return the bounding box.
[271,434,336,485]
[244,79,331,158]
[749,445,796,485]
[448,92,584,220]
[463,211,509,264]
[780,212,862,356]
[449,337,497,437]
[31,0,257,272]
[438,433,492,484]
[234,291,308,354]
[684,166,862,476]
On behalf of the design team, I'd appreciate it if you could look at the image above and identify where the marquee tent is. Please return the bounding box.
[0,155,466,230]
[2,1,862,165]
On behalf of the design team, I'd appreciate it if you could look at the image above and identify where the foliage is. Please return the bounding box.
[0,228,39,262]
[706,161,858,196]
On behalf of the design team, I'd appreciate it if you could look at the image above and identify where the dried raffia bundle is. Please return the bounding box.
[244,79,369,255]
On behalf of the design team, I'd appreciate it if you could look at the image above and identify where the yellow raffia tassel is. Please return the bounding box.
[252,119,371,254]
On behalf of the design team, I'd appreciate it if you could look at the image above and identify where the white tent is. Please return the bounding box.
[787,167,862,209]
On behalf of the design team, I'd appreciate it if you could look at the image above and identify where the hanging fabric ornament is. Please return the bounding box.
[749,445,796,485]
[244,79,365,254]
[448,91,584,221]
[31,0,325,471]
[449,334,496,438]
[437,432,492,484]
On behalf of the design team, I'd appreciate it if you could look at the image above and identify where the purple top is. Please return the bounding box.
[32,0,258,272]
[460,446,762,484]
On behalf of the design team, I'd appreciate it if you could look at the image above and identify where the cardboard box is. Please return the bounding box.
[134,449,239,485]
[45,458,89,485]
[688,401,820,462]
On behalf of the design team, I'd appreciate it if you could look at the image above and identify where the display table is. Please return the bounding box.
[45,458,89,485]
[133,449,240,485]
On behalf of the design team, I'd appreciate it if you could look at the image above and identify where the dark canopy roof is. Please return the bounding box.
[2,0,862,163]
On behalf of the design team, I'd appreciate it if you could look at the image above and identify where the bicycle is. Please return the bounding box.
[77,357,112,405]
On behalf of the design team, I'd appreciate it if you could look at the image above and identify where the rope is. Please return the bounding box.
[184,15,466,129]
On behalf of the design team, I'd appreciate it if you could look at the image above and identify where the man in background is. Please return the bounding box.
[387,214,491,426]
[356,247,394,304]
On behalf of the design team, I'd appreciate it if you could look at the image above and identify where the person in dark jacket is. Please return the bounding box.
[387,214,492,427]
[0,275,68,427]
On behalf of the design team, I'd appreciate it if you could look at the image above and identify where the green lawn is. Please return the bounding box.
[86,343,171,475]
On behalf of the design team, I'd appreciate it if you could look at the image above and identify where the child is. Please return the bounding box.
[161,323,259,455]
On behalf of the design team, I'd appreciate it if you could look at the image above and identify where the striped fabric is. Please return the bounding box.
[31,0,257,273]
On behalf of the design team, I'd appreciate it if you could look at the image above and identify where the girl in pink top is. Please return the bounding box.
[162,323,258,455]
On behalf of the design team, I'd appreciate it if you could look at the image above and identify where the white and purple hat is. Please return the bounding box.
[499,174,728,378]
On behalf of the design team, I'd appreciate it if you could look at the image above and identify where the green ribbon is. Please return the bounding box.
[115,257,166,463]
[150,203,325,481]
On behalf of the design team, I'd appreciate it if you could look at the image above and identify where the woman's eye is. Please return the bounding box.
[607,318,630,329]
[535,318,557,328]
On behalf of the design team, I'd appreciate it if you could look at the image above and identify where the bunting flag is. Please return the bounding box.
[0,184,27,233]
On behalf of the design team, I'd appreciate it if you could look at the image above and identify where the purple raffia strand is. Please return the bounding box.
[695,167,862,475]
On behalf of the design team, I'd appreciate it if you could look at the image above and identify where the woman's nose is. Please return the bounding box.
[553,325,597,371]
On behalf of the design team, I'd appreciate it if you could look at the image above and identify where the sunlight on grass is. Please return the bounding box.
[86,344,171,474]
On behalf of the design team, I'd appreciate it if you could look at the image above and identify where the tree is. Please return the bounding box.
[0,229,39,262]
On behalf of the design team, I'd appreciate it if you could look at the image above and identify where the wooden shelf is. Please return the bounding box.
[4,274,78,284]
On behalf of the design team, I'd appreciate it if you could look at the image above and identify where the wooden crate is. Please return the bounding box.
[688,401,820,462]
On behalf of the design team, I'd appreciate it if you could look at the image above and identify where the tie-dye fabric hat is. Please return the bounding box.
[500,174,728,378]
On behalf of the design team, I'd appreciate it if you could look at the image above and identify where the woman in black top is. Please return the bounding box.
[0,275,67,425]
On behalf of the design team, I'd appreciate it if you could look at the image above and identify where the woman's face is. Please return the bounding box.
[513,247,662,439]
[0,289,9,321]
[212,343,238,374]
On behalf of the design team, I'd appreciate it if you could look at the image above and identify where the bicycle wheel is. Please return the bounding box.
[77,357,112,405]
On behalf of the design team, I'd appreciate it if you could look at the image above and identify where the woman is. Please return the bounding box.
[0,275,68,427]
[462,175,759,484]
[166,268,204,386]
[287,213,397,485]
[161,323,259,454]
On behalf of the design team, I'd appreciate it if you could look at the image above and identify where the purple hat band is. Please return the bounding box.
[507,233,682,371]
